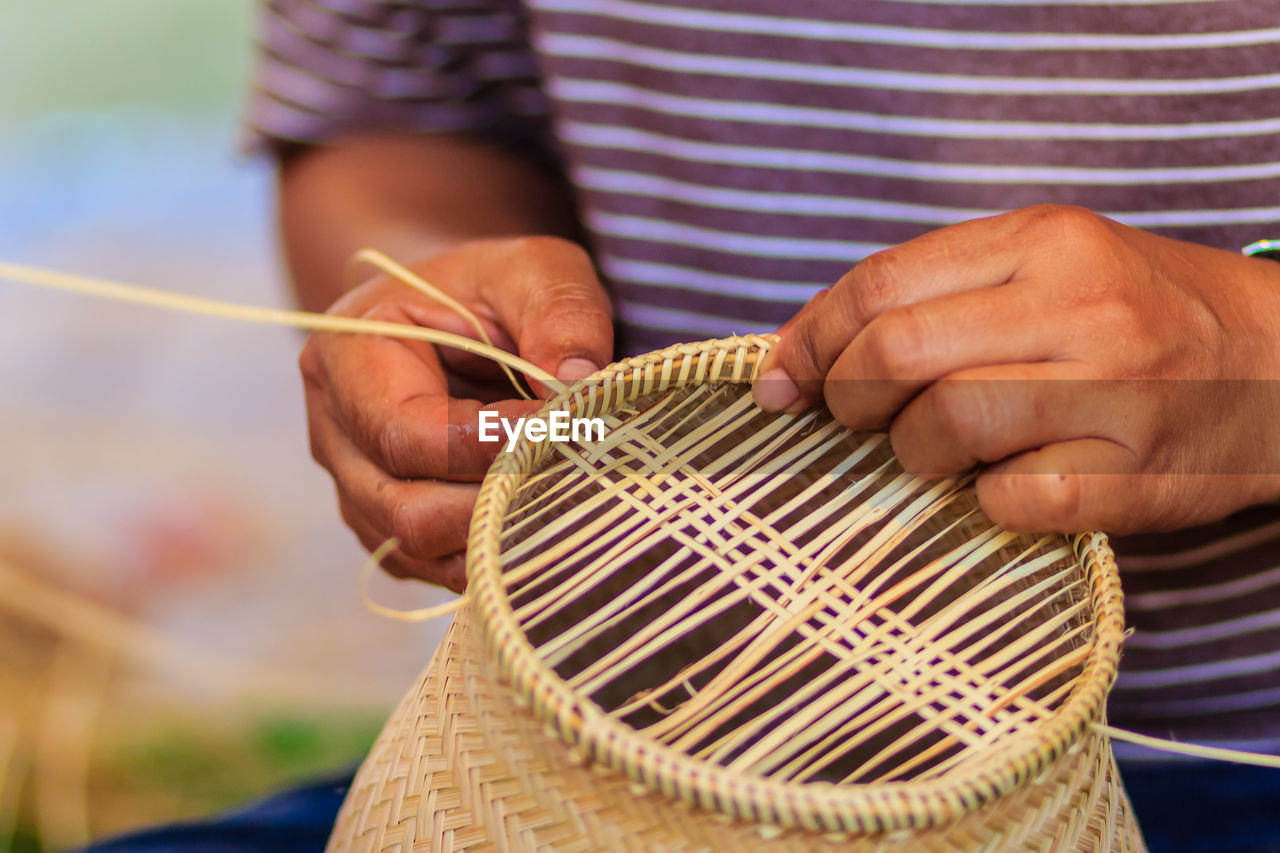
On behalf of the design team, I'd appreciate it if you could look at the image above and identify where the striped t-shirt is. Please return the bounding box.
[249,0,1280,751]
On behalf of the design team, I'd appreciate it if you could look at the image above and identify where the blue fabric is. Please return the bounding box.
[80,762,1280,852]
[1119,761,1280,853]
[79,771,353,853]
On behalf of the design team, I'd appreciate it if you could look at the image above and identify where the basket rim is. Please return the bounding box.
[466,334,1126,836]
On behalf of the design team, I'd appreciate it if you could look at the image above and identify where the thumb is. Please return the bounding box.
[481,237,614,391]
[752,288,831,413]
[975,438,1145,533]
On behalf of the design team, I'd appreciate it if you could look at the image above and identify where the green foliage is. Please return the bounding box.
[3,711,384,853]
[97,711,383,816]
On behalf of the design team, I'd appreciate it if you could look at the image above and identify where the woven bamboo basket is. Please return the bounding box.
[328,335,1144,852]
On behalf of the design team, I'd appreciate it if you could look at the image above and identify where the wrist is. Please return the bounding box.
[281,134,580,312]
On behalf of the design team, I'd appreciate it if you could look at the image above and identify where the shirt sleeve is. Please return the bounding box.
[244,0,554,155]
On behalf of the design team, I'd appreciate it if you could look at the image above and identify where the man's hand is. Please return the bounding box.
[754,205,1280,534]
[299,237,612,590]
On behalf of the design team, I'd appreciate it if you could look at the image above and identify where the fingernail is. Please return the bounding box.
[754,368,800,412]
[557,357,600,382]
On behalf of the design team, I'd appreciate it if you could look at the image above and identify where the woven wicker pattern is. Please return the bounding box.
[493,384,1089,787]
[330,612,1142,852]
[329,336,1144,851]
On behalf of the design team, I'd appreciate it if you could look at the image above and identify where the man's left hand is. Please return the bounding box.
[754,204,1280,534]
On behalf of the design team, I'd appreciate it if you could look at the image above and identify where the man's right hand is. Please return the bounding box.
[299,236,613,591]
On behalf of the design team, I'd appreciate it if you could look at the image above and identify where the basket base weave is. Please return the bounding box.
[328,608,1146,852]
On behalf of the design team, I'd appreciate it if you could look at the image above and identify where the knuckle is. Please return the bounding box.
[510,234,581,258]
[306,424,327,467]
[534,279,607,319]
[929,380,993,441]
[782,316,825,382]
[802,286,831,313]
[844,250,905,322]
[298,340,323,385]
[389,497,432,559]
[510,235,594,276]
[1023,204,1112,245]
[863,308,932,379]
[377,412,414,478]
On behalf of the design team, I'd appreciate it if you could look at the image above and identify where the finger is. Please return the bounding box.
[332,276,518,385]
[337,494,468,591]
[822,285,1064,429]
[356,476,476,570]
[890,364,1082,476]
[314,414,480,561]
[315,421,471,590]
[402,300,519,383]
[476,238,614,387]
[975,438,1143,533]
[756,211,1030,410]
[396,550,467,593]
[887,363,1147,476]
[430,550,468,593]
[310,326,540,479]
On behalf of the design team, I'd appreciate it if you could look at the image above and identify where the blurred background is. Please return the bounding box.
[0,3,451,850]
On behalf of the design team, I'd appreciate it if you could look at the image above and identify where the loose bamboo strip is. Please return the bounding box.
[0,260,565,393]
[357,538,466,622]
[1097,725,1280,769]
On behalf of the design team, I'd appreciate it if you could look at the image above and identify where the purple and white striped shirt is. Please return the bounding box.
[250,0,1280,751]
